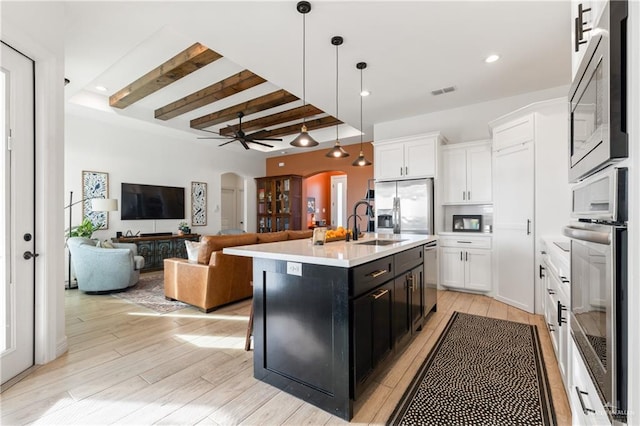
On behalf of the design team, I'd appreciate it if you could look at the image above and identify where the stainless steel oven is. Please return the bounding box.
[568,1,628,183]
[563,167,627,422]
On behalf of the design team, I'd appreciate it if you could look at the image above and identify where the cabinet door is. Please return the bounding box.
[466,144,492,203]
[371,282,393,371]
[493,141,535,313]
[353,291,373,388]
[441,147,467,203]
[440,247,464,289]
[404,137,436,178]
[374,144,405,180]
[392,276,410,345]
[464,249,492,292]
[409,266,423,331]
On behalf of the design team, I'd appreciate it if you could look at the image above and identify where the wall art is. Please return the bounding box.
[82,170,109,229]
[191,181,207,226]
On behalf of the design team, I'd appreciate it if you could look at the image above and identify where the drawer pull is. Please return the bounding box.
[575,386,596,415]
[457,241,472,244]
[372,289,389,300]
[547,323,555,333]
[547,288,556,295]
[368,269,388,278]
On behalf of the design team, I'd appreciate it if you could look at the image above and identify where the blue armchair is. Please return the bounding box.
[67,237,145,292]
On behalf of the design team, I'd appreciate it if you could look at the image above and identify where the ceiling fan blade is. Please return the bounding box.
[198,136,231,140]
[239,139,250,150]
[249,140,274,148]
[251,137,283,142]
[218,140,237,147]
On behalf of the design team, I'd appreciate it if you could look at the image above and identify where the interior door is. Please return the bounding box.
[220,187,236,231]
[330,174,347,228]
[1,43,36,384]
[493,141,535,313]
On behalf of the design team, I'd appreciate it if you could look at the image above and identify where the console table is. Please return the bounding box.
[114,234,200,272]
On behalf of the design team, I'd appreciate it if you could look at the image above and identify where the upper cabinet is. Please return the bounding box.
[571,0,606,79]
[441,141,492,205]
[373,132,445,181]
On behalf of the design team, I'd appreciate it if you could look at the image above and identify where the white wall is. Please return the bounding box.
[65,110,264,246]
[374,85,569,143]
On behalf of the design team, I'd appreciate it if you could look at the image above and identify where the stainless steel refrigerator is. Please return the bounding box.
[374,179,434,234]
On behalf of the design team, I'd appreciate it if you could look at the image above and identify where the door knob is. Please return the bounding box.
[23,251,39,260]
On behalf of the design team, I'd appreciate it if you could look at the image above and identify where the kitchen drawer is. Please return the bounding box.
[570,339,610,425]
[350,255,394,297]
[439,236,492,249]
[394,245,424,274]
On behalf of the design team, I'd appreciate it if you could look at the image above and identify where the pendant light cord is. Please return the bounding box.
[335,42,339,141]
[360,67,363,149]
[302,12,307,125]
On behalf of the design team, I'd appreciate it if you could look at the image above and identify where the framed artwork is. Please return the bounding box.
[307,197,316,213]
[82,170,109,229]
[191,181,207,226]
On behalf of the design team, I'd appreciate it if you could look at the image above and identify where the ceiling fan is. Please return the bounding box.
[197,112,282,150]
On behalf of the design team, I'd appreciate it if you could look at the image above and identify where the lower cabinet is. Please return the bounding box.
[570,339,611,425]
[353,280,393,397]
[440,235,492,292]
[116,234,200,271]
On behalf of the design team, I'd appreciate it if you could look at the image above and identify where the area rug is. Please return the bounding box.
[112,271,188,314]
[388,312,556,426]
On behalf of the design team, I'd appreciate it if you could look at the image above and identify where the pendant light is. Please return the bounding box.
[326,36,349,158]
[290,1,319,148]
[352,62,372,167]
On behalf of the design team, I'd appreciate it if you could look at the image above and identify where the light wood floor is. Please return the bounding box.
[0,285,571,425]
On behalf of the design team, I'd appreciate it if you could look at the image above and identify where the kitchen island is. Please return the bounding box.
[224,233,437,420]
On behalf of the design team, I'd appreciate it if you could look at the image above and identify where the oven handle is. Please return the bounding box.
[562,225,611,245]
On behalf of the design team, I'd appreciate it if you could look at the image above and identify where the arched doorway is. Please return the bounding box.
[303,171,347,229]
[220,172,245,232]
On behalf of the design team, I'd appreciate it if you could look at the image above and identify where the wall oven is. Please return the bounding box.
[563,167,627,422]
[568,1,628,183]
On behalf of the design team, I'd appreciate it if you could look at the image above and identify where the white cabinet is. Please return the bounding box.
[442,141,492,204]
[439,235,492,292]
[570,339,610,426]
[542,256,570,385]
[373,133,444,181]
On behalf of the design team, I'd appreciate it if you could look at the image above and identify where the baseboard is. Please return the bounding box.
[56,336,68,358]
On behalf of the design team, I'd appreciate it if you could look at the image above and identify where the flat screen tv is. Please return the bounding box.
[121,183,185,220]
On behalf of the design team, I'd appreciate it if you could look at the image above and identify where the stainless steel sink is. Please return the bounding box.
[356,239,406,246]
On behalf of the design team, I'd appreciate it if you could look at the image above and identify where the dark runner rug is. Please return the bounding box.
[388,312,556,426]
[112,271,188,314]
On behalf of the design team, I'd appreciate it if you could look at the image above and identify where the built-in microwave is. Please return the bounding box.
[568,1,628,183]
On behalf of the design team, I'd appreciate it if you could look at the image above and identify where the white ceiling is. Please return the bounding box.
[64,1,571,156]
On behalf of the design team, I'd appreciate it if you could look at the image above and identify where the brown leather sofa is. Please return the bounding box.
[163,230,312,312]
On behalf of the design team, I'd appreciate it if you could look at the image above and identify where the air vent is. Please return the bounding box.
[431,86,456,96]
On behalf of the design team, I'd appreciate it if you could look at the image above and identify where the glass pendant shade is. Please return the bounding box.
[352,150,372,166]
[326,141,349,158]
[290,124,318,147]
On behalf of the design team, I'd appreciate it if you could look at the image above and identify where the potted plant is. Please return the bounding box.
[178,221,190,235]
[67,218,100,239]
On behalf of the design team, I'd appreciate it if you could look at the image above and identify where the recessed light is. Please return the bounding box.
[360,90,370,97]
[485,54,500,63]
[95,85,108,92]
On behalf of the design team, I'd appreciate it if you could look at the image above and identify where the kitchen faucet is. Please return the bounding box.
[350,200,372,241]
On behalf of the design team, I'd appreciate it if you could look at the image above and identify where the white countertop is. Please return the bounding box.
[223,233,438,268]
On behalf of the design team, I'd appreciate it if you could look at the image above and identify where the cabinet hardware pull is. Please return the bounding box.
[574,4,592,52]
[400,167,403,176]
[465,251,468,261]
[526,219,531,235]
[539,265,545,279]
[372,289,389,300]
[547,323,555,332]
[468,191,471,200]
[460,251,463,261]
[405,166,408,175]
[462,191,466,201]
[457,241,472,244]
[368,269,388,278]
[560,276,570,284]
[575,386,596,415]
[547,288,556,295]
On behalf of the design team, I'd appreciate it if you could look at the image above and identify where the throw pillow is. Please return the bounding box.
[101,240,115,249]
[185,240,201,263]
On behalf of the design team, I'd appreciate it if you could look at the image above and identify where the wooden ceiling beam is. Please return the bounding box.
[109,43,222,109]
[247,116,342,139]
[219,104,323,136]
[155,70,266,120]
[190,89,298,130]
